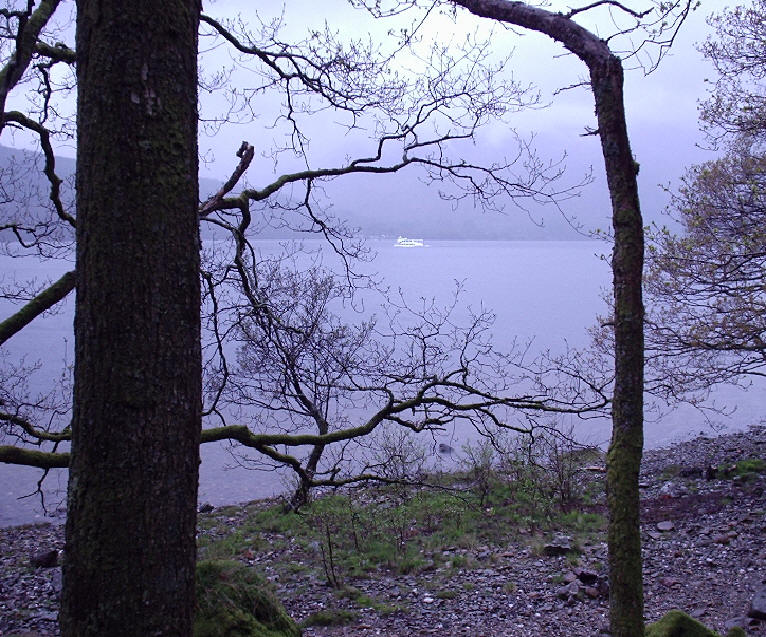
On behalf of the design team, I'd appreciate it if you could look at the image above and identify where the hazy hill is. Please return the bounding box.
[1,145,601,241]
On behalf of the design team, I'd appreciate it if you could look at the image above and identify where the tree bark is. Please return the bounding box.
[452,2,645,635]
[592,55,645,637]
[60,1,201,635]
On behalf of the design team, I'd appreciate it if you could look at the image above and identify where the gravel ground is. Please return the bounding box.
[1,426,765,636]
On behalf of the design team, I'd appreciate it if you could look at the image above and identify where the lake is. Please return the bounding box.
[1,239,762,526]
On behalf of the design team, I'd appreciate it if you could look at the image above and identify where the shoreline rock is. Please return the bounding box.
[2,426,765,636]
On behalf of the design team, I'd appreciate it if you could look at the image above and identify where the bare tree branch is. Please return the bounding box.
[565,1,651,21]
[0,445,68,468]
[0,269,74,345]
[0,0,63,133]
[3,110,76,227]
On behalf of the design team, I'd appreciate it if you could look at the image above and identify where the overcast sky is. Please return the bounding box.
[194,1,723,238]
[2,1,729,238]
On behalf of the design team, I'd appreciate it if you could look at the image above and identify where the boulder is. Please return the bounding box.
[724,617,754,633]
[30,549,59,568]
[543,535,572,557]
[575,568,600,586]
[195,559,300,637]
[555,580,581,601]
[543,543,569,557]
[748,584,766,620]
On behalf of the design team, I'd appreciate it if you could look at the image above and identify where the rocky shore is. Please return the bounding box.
[2,426,765,636]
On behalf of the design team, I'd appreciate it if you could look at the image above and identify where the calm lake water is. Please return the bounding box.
[1,239,762,526]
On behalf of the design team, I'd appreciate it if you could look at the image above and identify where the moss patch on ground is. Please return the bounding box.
[195,559,301,637]
[645,610,746,637]
[299,608,357,628]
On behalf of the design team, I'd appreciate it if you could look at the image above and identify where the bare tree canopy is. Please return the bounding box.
[0,3,602,500]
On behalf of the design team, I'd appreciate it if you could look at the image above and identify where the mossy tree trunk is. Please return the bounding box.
[591,53,645,637]
[451,2,645,635]
[60,1,201,635]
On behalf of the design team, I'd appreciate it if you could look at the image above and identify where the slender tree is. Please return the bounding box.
[437,2,691,634]
[59,1,201,634]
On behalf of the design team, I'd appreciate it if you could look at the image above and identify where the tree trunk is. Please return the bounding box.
[591,55,645,637]
[287,443,326,511]
[60,1,201,635]
[451,2,645,635]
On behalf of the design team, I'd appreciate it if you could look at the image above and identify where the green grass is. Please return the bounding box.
[299,609,357,628]
[558,511,605,534]
[660,463,682,480]
[197,465,606,589]
[450,554,469,569]
[717,457,766,480]
[197,527,266,561]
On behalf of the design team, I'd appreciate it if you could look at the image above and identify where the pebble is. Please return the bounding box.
[2,426,765,636]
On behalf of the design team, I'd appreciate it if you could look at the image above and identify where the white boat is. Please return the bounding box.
[394,236,425,247]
